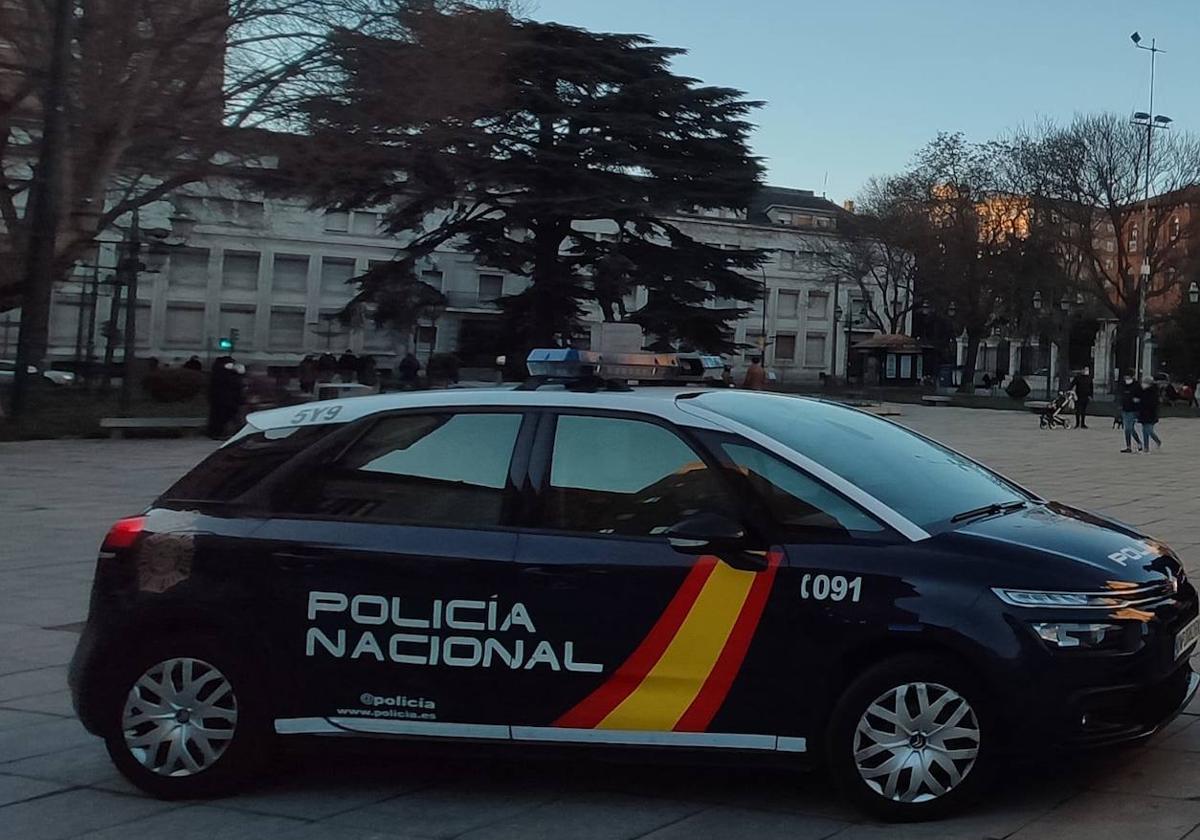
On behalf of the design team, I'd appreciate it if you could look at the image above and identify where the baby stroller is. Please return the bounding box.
[1039,390,1076,429]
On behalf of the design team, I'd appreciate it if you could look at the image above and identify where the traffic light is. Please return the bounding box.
[217,337,233,351]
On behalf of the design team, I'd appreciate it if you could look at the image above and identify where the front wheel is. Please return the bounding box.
[102,638,270,799]
[828,654,992,821]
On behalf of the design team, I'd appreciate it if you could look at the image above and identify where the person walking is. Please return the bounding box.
[1069,366,1093,429]
[742,356,766,390]
[1118,371,1143,453]
[1138,376,1162,452]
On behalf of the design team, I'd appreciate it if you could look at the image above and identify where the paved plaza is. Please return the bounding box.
[1,404,1199,840]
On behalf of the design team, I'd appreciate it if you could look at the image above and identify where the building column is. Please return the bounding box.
[1091,321,1116,396]
[1140,332,1155,380]
[1008,342,1020,380]
[955,332,967,366]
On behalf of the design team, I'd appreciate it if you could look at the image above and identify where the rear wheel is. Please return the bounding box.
[828,654,992,821]
[102,638,270,798]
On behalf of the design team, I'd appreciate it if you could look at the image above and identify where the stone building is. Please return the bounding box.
[20,182,892,384]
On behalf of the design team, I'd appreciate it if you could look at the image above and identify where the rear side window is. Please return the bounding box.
[285,412,522,528]
[161,426,335,503]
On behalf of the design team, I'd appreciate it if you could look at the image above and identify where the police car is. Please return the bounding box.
[69,350,1199,820]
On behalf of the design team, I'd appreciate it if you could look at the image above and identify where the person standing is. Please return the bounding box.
[1138,376,1162,452]
[206,355,245,439]
[297,354,318,394]
[1069,366,1093,429]
[1118,371,1143,453]
[397,352,421,389]
[182,355,202,372]
[337,349,358,383]
[742,356,766,390]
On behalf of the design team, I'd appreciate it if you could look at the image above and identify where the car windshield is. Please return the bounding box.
[692,392,1027,530]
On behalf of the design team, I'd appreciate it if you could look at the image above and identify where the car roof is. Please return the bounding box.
[243,385,748,433]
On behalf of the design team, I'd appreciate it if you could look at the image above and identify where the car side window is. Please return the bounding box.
[720,442,886,535]
[544,414,734,537]
[285,412,522,528]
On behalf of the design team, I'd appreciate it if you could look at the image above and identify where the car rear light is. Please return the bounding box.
[101,516,146,551]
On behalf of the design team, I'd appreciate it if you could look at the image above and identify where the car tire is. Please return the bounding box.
[101,636,271,799]
[828,653,993,822]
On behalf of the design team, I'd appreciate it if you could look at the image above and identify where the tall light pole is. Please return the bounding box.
[1131,32,1171,377]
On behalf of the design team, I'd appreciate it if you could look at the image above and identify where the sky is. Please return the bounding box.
[531,0,1200,206]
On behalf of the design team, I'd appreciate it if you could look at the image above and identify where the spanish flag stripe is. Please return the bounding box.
[596,560,757,730]
[554,556,718,729]
[672,551,782,732]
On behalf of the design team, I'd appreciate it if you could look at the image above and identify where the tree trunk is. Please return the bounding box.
[957,329,983,394]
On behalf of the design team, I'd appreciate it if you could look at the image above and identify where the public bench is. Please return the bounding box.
[99,417,207,439]
[920,395,952,407]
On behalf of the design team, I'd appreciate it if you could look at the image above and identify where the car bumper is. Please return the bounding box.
[1065,663,1198,748]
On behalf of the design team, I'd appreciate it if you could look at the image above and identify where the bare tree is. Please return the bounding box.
[1007,114,1200,372]
[825,177,918,335]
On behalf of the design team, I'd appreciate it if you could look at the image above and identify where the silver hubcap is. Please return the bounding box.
[121,657,238,777]
[853,681,981,803]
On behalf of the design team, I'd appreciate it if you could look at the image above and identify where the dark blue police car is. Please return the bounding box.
[69,354,1199,820]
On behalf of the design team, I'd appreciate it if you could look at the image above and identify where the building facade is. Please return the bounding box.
[17,183,889,383]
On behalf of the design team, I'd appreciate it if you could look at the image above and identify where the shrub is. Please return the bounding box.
[1005,375,1031,401]
[143,368,205,403]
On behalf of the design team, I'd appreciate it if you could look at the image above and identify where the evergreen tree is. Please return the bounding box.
[292,5,766,355]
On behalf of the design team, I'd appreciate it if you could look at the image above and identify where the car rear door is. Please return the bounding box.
[251,408,534,736]
[504,410,794,751]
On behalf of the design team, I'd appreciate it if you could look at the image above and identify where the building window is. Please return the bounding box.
[420,269,444,289]
[478,273,504,302]
[1172,216,1181,239]
[804,333,828,367]
[778,290,800,319]
[272,254,309,294]
[268,308,305,350]
[415,324,437,348]
[744,332,765,355]
[218,305,256,349]
[775,333,797,362]
[221,250,260,292]
[1129,228,1138,252]
[168,247,210,289]
[807,291,829,319]
[164,304,205,347]
[323,211,350,233]
[49,298,82,346]
[350,211,381,236]
[320,257,357,297]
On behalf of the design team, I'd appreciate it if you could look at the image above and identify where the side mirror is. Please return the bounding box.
[666,513,747,554]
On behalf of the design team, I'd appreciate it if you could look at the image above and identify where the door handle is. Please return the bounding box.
[272,550,331,571]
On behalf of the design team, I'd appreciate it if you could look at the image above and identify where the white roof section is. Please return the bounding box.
[243,386,743,433]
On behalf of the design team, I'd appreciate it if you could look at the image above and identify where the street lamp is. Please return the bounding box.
[1189,281,1199,304]
[1131,32,1170,376]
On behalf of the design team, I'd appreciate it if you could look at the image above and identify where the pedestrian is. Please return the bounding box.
[338,349,358,383]
[317,352,337,381]
[742,356,766,390]
[298,354,318,394]
[182,355,202,372]
[1118,371,1143,453]
[358,354,378,387]
[206,355,245,440]
[397,352,421,388]
[1139,376,1162,452]
[1069,366,1093,429]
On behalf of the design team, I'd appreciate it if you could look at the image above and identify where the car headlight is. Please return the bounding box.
[1032,622,1124,650]
[993,589,1110,608]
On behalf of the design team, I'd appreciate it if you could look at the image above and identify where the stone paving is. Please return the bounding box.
[0,405,1199,839]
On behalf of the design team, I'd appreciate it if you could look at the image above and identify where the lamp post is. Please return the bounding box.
[1131,32,1171,377]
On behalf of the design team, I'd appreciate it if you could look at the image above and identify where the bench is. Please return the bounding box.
[920,395,952,406]
[99,417,207,439]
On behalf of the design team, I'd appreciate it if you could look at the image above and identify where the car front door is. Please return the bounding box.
[504,411,794,752]
[253,409,533,736]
